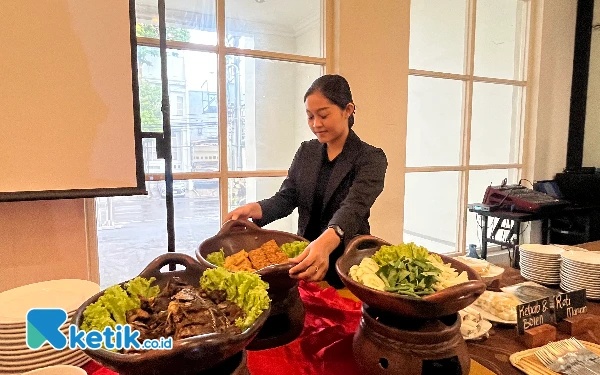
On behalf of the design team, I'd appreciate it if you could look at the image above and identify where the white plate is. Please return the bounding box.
[519,250,564,263]
[560,269,600,281]
[521,278,560,286]
[0,313,74,333]
[463,319,493,341]
[520,269,560,278]
[561,251,600,266]
[560,284,600,300]
[21,364,87,375]
[519,260,561,269]
[0,348,82,366]
[519,244,565,255]
[553,245,589,252]
[0,311,76,330]
[561,259,600,268]
[0,327,69,348]
[520,270,560,278]
[519,253,560,260]
[521,273,560,279]
[0,280,98,325]
[560,279,600,292]
[0,355,89,374]
[521,275,560,283]
[559,283,600,296]
[561,264,600,273]
[519,260,560,269]
[519,258,561,266]
[560,272,600,283]
[468,305,517,325]
[0,350,87,372]
[0,343,59,357]
[0,321,71,340]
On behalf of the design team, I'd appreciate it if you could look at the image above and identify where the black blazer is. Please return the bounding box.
[254,130,388,251]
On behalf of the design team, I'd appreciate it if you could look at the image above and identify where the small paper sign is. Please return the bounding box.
[517,297,554,334]
[554,289,587,321]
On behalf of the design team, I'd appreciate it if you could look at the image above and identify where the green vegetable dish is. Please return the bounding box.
[280,241,309,258]
[80,269,270,353]
[349,243,469,298]
[206,248,225,267]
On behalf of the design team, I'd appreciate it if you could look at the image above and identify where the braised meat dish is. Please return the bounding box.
[125,277,244,350]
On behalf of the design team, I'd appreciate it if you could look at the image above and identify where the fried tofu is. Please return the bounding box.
[224,250,255,272]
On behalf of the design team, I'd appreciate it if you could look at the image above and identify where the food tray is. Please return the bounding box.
[71,253,270,375]
[197,219,308,350]
[197,219,308,298]
[509,340,600,375]
[335,235,487,319]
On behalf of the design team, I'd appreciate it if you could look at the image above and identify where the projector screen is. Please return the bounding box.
[0,0,146,202]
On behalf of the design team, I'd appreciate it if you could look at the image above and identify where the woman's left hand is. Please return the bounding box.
[288,228,341,282]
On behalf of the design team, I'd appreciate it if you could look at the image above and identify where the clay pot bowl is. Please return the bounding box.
[335,235,487,319]
[196,219,309,301]
[71,253,270,375]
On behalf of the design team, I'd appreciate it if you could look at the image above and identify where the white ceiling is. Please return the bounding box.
[136,0,320,30]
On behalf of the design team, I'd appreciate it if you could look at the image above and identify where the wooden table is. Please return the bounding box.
[466,266,600,375]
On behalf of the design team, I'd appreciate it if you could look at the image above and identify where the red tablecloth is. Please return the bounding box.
[83,281,364,375]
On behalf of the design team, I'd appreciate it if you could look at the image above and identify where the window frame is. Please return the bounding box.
[132,0,331,251]
[404,0,536,255]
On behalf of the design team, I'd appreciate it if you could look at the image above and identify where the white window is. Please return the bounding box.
[404,0,530,254]
[176,96,184,116]
[96,0,325,287]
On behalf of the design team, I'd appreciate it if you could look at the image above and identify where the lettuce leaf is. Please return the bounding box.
[125,276,160,305]
[280,241,309,258]
[371,242,431,266]
[200,267,270,330]
[80,300,116,332]
[81,276,158,332]
[206,248,226,267]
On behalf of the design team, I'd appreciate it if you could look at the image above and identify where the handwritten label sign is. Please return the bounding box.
[517,297,554,334]
[554,289,587,321]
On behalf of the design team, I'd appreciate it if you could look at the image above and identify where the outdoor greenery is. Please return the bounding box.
[136,24,191,132]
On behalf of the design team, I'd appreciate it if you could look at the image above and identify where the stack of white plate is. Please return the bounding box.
[560,250,600,300]
[518,244,563,285]
[0,279,100,374]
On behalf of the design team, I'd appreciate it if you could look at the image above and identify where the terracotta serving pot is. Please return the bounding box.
[335,235,487,319]
[196,219,308,350]
[71,253,270,375]
[197,219,308,299]
[353,306,471,375]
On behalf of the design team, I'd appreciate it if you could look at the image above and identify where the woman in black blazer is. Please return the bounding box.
[225,75,387,288]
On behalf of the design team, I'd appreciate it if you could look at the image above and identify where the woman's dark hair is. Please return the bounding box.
[304,74,356,128]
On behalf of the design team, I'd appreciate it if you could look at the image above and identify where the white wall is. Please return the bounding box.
[333,0,409,245]
[0,199,96,292]
[521,0,578,244]
[527,0,578,181]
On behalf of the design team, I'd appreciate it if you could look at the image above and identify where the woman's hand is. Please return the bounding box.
[224,202,263,222]
[289,228,341,282]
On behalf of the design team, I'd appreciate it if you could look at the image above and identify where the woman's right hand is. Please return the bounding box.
[224,202,263,222]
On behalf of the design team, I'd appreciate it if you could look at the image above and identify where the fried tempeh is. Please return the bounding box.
[248,247,271,270]
[261,240,289,264]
